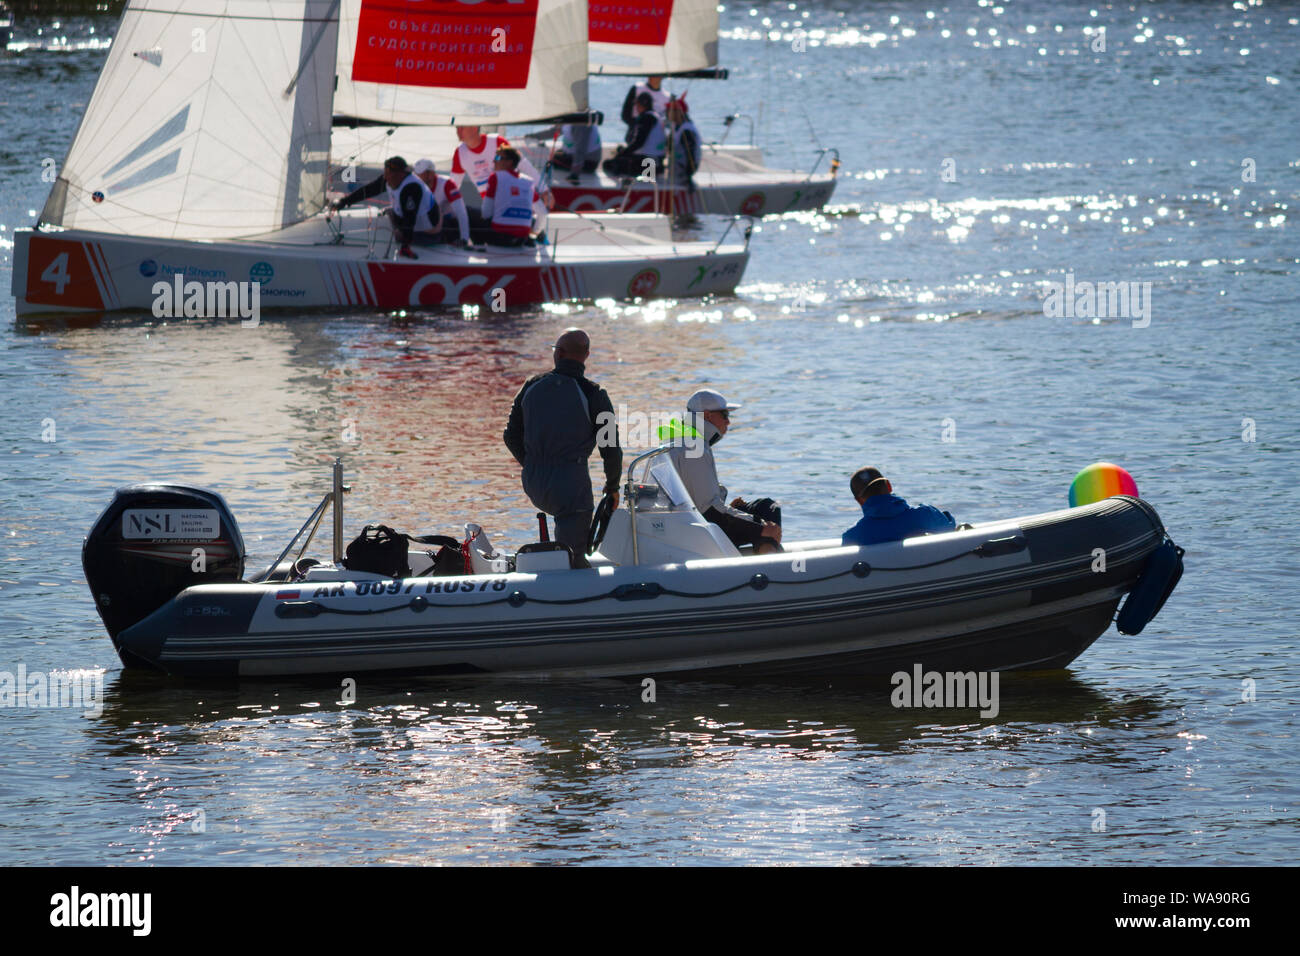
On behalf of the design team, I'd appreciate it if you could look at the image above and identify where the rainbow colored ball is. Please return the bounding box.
[1069,462,1139,507]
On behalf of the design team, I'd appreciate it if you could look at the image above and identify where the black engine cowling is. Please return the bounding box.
[83,484,245,647]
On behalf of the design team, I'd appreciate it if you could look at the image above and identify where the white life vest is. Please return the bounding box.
[451,133,543,195]
[641,113,667,159]
[429,176,462,218]
[562,123,602,159]
[486,169,536,236]
[385,172,436,230]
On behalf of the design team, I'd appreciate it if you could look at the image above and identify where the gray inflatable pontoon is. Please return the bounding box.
[83,453,1182,680]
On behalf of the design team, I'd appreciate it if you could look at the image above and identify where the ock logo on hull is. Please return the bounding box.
[408,273,515,306]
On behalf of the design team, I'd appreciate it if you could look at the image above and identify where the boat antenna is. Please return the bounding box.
[333,457,346,563]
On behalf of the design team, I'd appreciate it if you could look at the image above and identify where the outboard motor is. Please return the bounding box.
[83,484,245,650]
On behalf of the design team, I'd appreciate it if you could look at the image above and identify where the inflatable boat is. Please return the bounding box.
[82,453,1183,680]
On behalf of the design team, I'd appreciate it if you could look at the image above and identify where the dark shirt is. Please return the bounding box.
[704,506,765,548]
[620,85,641,126]
[624,110,662,156]
[503,358,622,492]
[677,126,701,175]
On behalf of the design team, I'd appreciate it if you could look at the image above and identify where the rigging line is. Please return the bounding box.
[799,100,824,153]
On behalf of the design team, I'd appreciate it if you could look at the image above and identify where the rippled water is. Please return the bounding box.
[1,2,1297,865]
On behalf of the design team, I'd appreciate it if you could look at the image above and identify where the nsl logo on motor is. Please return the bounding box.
[122,510,221,540]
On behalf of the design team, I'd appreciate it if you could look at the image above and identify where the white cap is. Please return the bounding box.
[412,158,436,175]
[686,388,741,413]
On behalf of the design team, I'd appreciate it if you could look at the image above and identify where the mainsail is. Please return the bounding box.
[335,0,588,126]
[40,0,340,240]
[587,0,718,75]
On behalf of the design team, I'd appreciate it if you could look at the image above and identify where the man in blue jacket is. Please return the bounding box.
[842,467,955,547]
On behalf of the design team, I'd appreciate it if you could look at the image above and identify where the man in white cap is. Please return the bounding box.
[412,158,472,246]
[664,389,782,554]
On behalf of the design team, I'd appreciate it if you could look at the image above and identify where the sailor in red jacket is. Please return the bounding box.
[452,127,553,206]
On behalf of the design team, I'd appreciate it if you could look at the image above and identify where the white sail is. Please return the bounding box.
[335,0,588,125]
[588,0,718,75]
[40,0,339,240]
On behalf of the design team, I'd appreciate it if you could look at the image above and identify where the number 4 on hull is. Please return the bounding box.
[19,236,113,311]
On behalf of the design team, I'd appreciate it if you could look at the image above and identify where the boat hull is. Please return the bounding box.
[549,172,837,216]
[11,222,748,316]
[341,139,839,217]
[108,496,1172,680]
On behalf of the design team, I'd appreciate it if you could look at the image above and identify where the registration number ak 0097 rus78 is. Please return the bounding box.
[346,578,509,597]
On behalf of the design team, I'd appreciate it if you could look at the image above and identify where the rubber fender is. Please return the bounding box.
[1117,539,1185,636]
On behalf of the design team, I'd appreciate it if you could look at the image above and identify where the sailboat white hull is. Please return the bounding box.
[11,218,749,316]
[339,136,839,218]
[550,170,837,216]
[545,143,839,216]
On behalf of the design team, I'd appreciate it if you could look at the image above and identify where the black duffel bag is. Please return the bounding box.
[344,525,410,578]
[343,526,465,578]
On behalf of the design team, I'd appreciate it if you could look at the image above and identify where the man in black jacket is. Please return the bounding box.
[329,155,435,259]
[503,329,622,562]
[603,92,667,180]
[620,76,669,125]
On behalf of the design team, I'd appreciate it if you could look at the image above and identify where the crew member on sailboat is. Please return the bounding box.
[452,127,554,208]
[604,92,667,180]
[666,99,702,193]
[482,148,541,246]
[621,75,671,123]
[412,159,472,246]
[329,156,438,259]
[529,122,603,184]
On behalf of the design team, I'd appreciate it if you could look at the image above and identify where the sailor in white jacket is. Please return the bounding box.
[664,389,783,554]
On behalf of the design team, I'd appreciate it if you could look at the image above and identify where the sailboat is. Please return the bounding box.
[326,0,682,246]
[12,0,750,317]
[538,0,841,217]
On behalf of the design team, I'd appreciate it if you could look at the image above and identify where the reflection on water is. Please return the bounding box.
[58,671,1187,865]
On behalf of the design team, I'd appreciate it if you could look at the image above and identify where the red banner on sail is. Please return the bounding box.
[352,1,539,89]
[589,2,674,46]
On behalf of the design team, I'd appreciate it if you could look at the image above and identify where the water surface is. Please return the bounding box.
[0,1,1296,865]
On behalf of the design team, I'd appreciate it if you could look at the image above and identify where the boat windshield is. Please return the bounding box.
[649,459,692,508]
[625,448,698,514]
